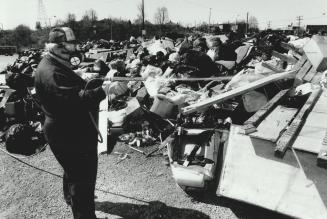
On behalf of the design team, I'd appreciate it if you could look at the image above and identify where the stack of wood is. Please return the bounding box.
[239,37,327,168]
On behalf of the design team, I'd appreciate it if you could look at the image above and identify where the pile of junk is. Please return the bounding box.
[0,49,46,156]
[81,31,318,191]
[1,31,326,192]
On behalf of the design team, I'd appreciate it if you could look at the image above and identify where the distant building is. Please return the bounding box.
[306,25,327,34]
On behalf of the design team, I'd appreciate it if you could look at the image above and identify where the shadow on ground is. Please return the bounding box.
[188,192,293,219]
[95,200,210,219]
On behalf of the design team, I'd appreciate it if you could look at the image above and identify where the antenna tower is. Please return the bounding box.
[37,0,49,28]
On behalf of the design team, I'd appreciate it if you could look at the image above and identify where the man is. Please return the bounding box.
[34,27,110,219]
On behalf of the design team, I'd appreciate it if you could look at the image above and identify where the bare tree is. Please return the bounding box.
[154,7,169,25]
[137,1,145,26]
[248,16,259,30]
[66,13,76,29]
[67,13,76,23]
[82,9,98,23]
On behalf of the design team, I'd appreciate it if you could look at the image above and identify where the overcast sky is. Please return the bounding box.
[1,0,327,30]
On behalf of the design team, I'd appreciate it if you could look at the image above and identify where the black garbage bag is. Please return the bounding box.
[5,71,34,94]
[5,122,46,155]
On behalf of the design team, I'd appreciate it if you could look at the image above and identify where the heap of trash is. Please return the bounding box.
[1,30,327,192]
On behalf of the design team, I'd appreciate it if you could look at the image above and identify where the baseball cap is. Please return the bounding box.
[49,27,77,44]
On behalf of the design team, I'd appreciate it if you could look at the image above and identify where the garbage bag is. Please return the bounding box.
[5,123,36,155]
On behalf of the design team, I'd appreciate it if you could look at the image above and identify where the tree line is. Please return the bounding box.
[0,7,259,51]
[0,8,189,51]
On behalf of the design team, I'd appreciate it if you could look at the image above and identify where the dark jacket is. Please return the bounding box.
[34,54,106,152]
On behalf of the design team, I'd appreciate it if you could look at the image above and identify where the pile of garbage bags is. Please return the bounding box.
[0,49,46,155]
[0,30,304,151]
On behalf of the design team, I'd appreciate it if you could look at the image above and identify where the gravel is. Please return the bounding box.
[0,141,291,219]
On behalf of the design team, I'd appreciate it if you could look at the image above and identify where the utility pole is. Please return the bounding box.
[267,21,271,29]
[141,0,145,37]
[296,15,303,36]
[246,12,249,34]
[208,8,212,33]
[209,8,212,25]
[296,16,303,28]
[110,20,113,40]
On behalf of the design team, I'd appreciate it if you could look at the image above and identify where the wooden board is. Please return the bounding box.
[276,88,322,157]
[293,55,308,70]
[218,125,327,219]
[244,89,289,126]
[249,105,297,142]
[296,61,312,80]
[182,70,297,115]
[98,96,108,154]
[303,67,318,82]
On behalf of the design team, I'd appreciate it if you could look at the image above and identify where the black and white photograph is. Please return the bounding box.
[1,0,327,218]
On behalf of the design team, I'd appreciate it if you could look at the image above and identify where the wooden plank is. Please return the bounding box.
[249,105,298,142]
[275,88,322,157]
[181,70,298,115]
[244,89,289,126]
[111,76,233,82]
[261,61,284,73]
[296,61,312,80]
[317,131,327,168]
[293,55,308,71]
[272,50,297,64]
[293,91,327,153]
[303,67,318,82]
[218,125,327,219]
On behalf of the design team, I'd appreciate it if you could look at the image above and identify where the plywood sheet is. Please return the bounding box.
[292,91,327,153]
[305,112,327,129]
[218,126,327,219]
[312,92,327,114]
[293,126,326,153]
[250,105,297,142]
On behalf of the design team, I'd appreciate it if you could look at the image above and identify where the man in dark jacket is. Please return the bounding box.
[34,27,110,219]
